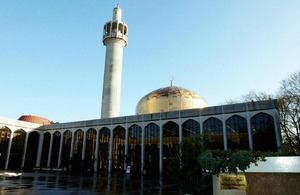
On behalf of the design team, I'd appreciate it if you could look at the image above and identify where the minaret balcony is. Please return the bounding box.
[103,21,128,45]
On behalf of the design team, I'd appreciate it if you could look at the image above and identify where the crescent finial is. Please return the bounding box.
[170,76,174,86]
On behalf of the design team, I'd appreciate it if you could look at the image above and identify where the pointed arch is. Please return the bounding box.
[72,129,84,171]
[41,132,51,167]
[98,127,110,170]
[0,126,11,169]
[113,126,126,171]
[24,131,40,170]
[203,117,224,149]
[50,131,61,167]
[128,124,142,174]
[251,112,277,152]
[182,119,200,140]
[144,123,160,175]
[61,130,72,168]
[8,129,26,169]
[226,115,248,150]
[85,128,97,171]
[163,121,179,172]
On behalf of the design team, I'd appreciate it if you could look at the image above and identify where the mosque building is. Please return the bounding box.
[0,5,281,175]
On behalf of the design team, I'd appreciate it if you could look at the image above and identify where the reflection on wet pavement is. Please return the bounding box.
[0,171,182,194]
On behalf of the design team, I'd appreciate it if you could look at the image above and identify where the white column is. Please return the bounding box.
[179,120,182,144]
[35,132,44,167]
[70,131,75,158]
[273,111,282,152]
[69,131,75,170]
[47,133,54,167]
[94,129,100,172]
[4,130,14,169]
[178,120,182,171]
[199,117,204,134]
[108,128,114,173]
[222,115,228,150]
[124,125,129,170]
[101,40,125,119]
[159,122,163,175]
[21,132,29,168]
[57,132,64,167]
[82,130,87,161]
[141,124,145,174]
[246,115,253,150]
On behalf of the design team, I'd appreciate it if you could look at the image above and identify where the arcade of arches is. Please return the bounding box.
[0,112,280,174]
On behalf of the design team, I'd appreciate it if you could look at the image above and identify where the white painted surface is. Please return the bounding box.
[113,6,122,21]
[101,5,127,119]
[101,40,125,118]
[245,156,300,173]
[0,116,41,130]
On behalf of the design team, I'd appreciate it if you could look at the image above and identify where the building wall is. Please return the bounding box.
[0,100,281,174]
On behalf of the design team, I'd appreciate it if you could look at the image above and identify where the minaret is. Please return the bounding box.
[101,4,128,119]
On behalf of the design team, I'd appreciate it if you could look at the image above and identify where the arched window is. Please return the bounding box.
[72,129,84,171]
[112,22,117,35]
[41,132,51,167]
[251,113,277,152]
[0,127,11,169]
[98,127,110,170]
[128,124,142,174]
[61,130,72,168]
[85,128,97,171]
[9,129,26,169]
[105,22,111,35]
[182,119,200,140]
[144,123,160,175]
[226,115,249,150]
[163,121,179,172]
[24,131,40,170]
[118,23,123,34]
[113,126,125,171]
[124,26,128,35]
[50,131,61,167]
[203,117,224,149]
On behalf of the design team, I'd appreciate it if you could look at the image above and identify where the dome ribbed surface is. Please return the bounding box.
[136,86,208,115]
[18,115,51,125]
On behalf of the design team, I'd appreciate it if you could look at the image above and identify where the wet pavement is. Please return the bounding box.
[0,171,184,194]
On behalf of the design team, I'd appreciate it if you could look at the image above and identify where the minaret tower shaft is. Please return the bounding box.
[101,4,128,119]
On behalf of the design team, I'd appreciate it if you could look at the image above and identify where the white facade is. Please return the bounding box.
[0,100,282,175]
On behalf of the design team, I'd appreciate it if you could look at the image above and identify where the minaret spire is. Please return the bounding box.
[101,5,128,119]
[113,2,122,21]
[170,76,174,87]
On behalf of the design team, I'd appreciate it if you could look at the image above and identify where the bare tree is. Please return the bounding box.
[225,90,274,104]
[225,71,300,154]
[241,90,274,102]
[278,71,300,154]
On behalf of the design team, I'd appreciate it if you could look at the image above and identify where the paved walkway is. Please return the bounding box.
[0,171,183,194]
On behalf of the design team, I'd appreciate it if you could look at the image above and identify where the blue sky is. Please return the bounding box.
[1,1,299,122]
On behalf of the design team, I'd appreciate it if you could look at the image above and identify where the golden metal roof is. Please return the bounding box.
[136,86,208,115]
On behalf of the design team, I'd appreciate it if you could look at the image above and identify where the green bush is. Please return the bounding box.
[198,150,266,175]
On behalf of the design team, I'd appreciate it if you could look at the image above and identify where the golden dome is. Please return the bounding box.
[136,86,208,115]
